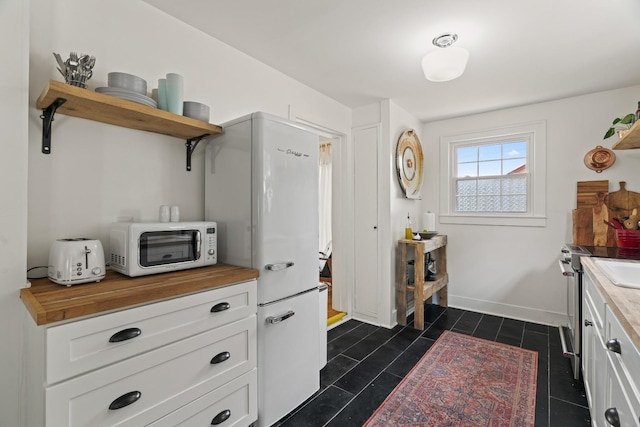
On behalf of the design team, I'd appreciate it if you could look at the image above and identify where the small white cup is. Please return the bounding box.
[170,205,180,222]
[159,205,170,222]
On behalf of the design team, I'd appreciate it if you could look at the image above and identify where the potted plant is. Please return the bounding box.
[604,113,635,139]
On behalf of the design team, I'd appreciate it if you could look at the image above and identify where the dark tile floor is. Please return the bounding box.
[274,304,592,427]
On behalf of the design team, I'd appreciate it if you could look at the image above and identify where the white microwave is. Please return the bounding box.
[109,221,217,277]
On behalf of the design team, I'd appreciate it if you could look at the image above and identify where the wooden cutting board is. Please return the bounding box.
[572,192,616,246]
[577,180,609,208]
[606,181,640,220]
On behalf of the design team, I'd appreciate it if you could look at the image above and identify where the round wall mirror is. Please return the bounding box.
[395,129,424,199]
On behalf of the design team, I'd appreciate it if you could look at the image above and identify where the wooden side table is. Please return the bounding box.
[396,235,448,330]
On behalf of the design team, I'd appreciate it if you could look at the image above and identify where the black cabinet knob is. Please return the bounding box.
[606,338,622,354]
[604,407,620,427]
[584,319,593,327]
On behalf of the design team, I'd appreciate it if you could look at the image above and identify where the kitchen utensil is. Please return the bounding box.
[572,191,616,246]
[615,229,640,248]
[183,101,210,122]
[604,219,624,230]
[583,146,616,173]
[165,73,184,115]
[53,52,66,72]
[170,205,180,222]
[48,238,105,286]
[158,78,168,111]
[94,87,157,108]
[159,205,170,222]
[606,181,640,219]
[53,51,95,88]
[623,208,639,230]
[577,180,609,209]
[418,231,438,240]
[108,72,147,95]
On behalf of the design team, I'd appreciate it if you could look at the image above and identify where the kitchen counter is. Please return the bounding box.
[582,257,640,349]
[21,264,259,326]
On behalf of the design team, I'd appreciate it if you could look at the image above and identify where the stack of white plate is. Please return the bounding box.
[183,101,210,122]
[95,72,157,108]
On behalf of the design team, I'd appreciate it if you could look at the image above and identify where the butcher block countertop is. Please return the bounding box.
[21,264,259,326]
[582,257,640,349]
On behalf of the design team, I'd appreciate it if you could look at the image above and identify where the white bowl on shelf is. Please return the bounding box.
[107,72,147,95]
[183,101,210,122]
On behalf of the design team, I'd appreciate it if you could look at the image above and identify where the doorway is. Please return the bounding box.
[291,113,350,328]
[319,137,346,326]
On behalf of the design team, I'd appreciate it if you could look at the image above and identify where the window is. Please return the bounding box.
[439,121,546,227]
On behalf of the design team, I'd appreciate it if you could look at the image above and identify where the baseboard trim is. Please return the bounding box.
[447,295,566,327]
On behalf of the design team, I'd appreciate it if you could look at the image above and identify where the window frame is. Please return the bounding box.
[439,121,547,227]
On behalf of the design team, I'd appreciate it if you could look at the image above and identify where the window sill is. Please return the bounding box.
[439,214,547,227]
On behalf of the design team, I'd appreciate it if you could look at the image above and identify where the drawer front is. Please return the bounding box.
[605,350,640,427]
[46,280,256,384]
[606,306,640,397]
[45,315,256,427]
[585,272,606,330]
[149,369,257,427]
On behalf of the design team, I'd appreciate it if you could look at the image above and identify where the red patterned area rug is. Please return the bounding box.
[364,330,537,427]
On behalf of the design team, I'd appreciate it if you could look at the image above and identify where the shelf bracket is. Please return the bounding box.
[185,134,210,171]
[40,97,67,154]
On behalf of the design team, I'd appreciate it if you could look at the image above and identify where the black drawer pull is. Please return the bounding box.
[109,327,142,343]
[211,302,231,313]
[584,319,593,327]
[210,351,231,364]
[211,409,231,425]
[606,338,622,354]
[604,407,620,427]
[108,391,141,410]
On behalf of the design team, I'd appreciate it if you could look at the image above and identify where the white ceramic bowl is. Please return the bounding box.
[183,101,210,122]
[107,72,147,95]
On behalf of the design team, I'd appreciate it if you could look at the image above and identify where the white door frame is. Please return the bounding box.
[291,116,353,318]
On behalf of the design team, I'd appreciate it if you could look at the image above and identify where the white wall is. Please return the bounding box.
[17,2,351,424]
[387,100,424,325]
[351,100,424,327]
[27,0,351,268]
[423,85,640,325]
[0,1,29,425]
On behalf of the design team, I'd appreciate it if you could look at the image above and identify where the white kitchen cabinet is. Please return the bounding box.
[24,280,258,427]
[603,304,640,426]
[583,272,608,427]
[583,270,640,426]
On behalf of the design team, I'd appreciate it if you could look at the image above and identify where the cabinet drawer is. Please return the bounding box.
[605,349,640,427]
[606,306,640,396]
[585,272,606,330]
[45,315,256,427]
[149,369,257,426]
[46,280,256,384]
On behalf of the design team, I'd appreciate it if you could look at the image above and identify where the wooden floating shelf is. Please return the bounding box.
[36,80,222,140]
[612,120,640,150]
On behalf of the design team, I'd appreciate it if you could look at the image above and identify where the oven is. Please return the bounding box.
[558,244,590,380]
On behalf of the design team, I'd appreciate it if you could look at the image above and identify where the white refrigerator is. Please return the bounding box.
[204,112,320,427]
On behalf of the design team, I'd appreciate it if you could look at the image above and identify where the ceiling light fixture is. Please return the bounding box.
[421,33,469,82]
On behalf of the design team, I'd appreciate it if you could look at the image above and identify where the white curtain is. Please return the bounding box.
[319,143,332,256]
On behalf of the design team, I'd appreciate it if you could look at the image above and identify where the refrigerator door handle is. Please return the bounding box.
[266,310,295,324]
[265,262,295,271]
